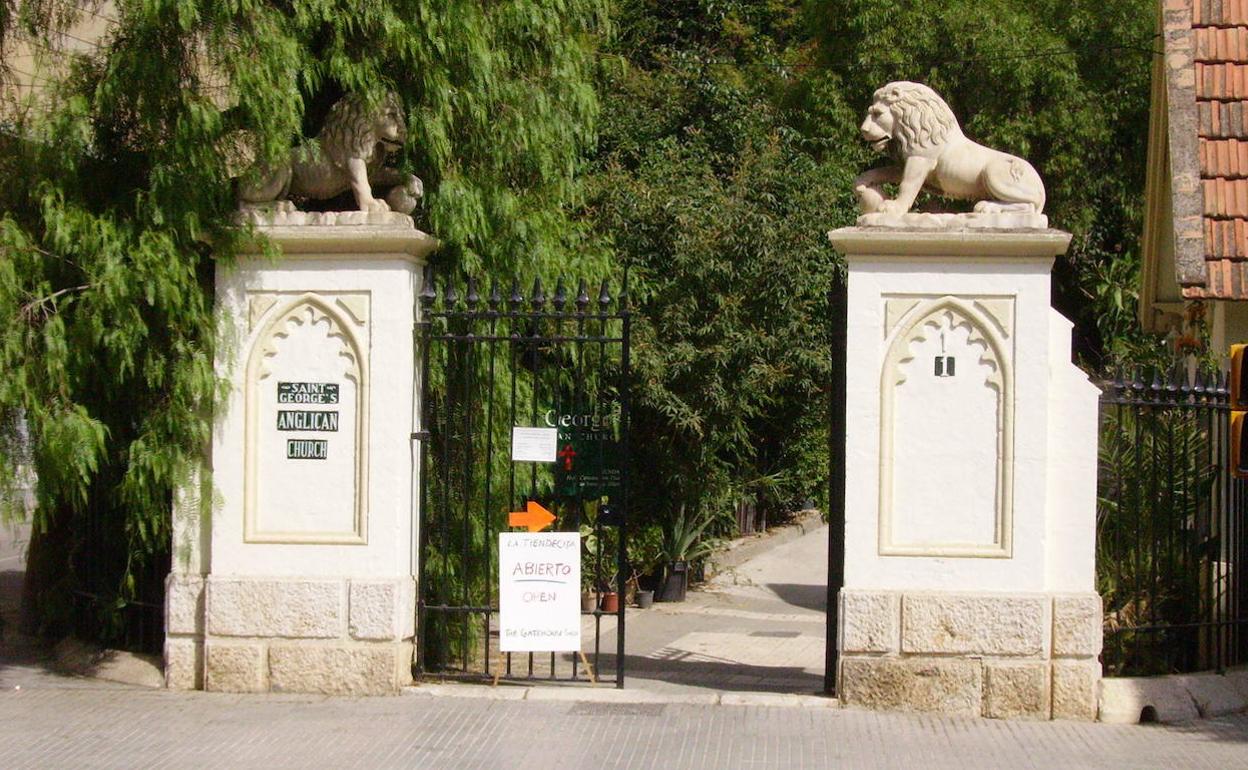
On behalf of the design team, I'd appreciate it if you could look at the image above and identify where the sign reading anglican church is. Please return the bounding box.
[276,382,341,460]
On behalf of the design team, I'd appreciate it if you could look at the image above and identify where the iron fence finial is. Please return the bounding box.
[576,279,590,314]
[553,277,567,312]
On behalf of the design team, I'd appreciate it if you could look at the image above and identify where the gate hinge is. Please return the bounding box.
[411,431,431,441]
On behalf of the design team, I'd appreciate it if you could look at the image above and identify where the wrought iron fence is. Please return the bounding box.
[1097,368,1248,676]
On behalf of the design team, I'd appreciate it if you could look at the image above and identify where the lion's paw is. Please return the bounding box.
[973,201,1035,214]
[877,200,910,215]
[385,175,424,214]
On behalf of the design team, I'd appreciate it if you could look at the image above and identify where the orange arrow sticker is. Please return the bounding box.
[508,500,556,532]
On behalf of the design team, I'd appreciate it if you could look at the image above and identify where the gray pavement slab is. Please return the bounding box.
[1,516,1247,766]
[0,677,1246,769]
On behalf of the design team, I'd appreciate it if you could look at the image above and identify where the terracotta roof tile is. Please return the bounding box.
[1206,218,1248,256]
[1183,259,1248,299]
[1195,26,1248,58]
[1200,178,1248,216]
[1194,63,1248,98]
[1194,0,1248,26]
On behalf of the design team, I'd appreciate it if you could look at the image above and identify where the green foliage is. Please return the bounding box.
[657,503,719,564]
[627,522,664,577]
[589,1,850,544]
[807,0,1162,367]
[583,0,1166,559]
[1096,400,1217,675]
[0,0,605,647]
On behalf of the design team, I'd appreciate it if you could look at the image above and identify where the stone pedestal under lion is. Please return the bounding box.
[829,82,1102,721]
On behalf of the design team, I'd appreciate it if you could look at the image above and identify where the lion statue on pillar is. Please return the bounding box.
[237,92,423,215]
[853,81,1045,218]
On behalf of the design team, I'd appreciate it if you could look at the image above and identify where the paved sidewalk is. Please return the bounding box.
[1,519,1248,768]
[600,521,829,694]
[1,673,1247,769]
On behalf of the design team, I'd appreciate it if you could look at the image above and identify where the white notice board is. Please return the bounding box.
[510,426,558,462]
[498,532,581,652]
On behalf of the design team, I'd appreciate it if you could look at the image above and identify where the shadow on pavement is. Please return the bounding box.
[586,652,825,695]
[762,582,828,612]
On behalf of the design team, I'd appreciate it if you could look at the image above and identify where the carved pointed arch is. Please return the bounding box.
[878,295,1014,557]
[243,293,370,544]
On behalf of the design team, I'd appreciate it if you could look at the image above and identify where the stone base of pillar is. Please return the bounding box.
[837,589,1102,720]
[166,575,415,694]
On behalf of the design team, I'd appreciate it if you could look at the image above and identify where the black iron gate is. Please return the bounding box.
[415,271,630,686]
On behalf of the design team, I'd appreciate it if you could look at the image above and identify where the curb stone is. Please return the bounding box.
[405,682,837,710]
[1099,671,1248,723]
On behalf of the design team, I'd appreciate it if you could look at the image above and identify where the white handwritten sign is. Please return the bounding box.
[498,532,581,652]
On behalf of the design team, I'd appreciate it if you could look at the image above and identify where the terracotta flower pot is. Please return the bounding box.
[581,592,597,613]
[599,592,620,613]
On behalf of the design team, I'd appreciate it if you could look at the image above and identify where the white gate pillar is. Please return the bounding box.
[828,224,1102,720]
[165,215,436,694]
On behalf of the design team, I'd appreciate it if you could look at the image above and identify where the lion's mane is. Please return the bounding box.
[873,81,958,155]
[320,93,403,168]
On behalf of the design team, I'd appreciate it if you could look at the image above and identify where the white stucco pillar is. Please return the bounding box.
[166,216,436,694]
[828,224,1102,720]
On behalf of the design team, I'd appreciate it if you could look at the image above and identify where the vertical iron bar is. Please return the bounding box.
[527,281,544,680]
[441,299,458,671]
[617,272,631,688]
[1133,376,1146,673]
[415,269,435,675]
[572,281,588,682]
[460,299,475,675]
[482,283,500,678]
[825,275,847,695]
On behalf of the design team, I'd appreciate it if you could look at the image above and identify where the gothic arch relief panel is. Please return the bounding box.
[879,295,1014,557]
[243,292,370,544]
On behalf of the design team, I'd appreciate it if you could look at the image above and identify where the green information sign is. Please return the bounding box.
[548,410,622,498]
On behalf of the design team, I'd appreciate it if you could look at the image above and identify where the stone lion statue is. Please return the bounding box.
[852,81,1045,216]
[238,92,423,215]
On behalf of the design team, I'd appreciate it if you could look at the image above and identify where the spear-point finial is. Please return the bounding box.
[576,279,590,314]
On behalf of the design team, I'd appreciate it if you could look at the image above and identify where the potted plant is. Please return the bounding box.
[581,573,598,612]
[628,525,664,608]
[657,504,718,602]
[579,524,599,612]
[598,577,621,613]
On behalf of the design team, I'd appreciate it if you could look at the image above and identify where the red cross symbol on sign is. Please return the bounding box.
[558,443,577,471]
